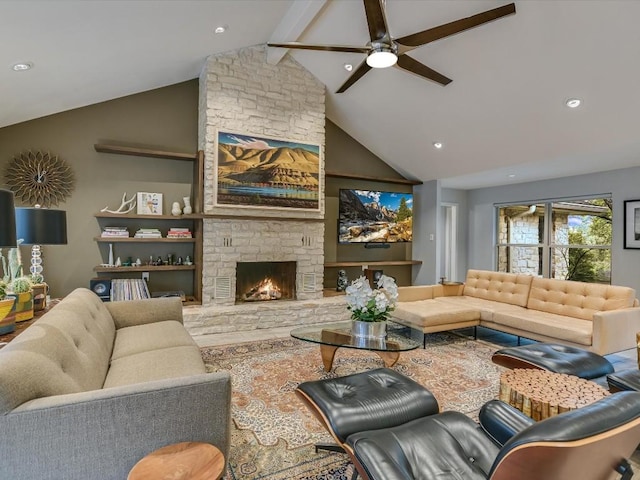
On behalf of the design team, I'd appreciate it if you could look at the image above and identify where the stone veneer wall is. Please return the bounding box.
[187,45,343,333]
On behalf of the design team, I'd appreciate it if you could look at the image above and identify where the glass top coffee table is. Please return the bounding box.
[290,321,421,371]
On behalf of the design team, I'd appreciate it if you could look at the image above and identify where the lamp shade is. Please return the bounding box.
[15,208,67,245]
[0,189,17,247]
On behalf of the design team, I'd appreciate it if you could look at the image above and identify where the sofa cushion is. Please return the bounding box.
[527,278,636,321]
[434,296,528,320]
[493,310,593,346]
[111,320,198,361]
[392,299,479,328]
[463,270,533,307]
[103,346,206,388]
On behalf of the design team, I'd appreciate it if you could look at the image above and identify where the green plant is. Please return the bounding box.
[0,280,7,300]
[10,276,32,294]
[30,273,44,285]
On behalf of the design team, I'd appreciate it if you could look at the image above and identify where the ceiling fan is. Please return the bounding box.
[268,0,516,93]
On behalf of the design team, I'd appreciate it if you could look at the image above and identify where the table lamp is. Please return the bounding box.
[0,189,17,248]
[15,207,67,283]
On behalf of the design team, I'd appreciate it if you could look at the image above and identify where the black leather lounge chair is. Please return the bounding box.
[296,368,640,480]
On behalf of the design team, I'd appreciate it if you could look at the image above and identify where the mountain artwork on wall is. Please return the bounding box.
[215,130,321,211]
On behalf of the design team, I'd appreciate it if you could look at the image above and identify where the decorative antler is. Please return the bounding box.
[101,192,136,214]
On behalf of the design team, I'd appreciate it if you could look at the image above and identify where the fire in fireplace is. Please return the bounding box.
[236,261,296,303]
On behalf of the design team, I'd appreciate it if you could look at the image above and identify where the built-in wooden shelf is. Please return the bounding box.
[94,237,195,243]
[93,265,196,273]
[94,144,197,161]
[325,171,422,186]
[324,260,422,268]
[95,212,203,220]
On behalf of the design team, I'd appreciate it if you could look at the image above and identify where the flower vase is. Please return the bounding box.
[351,320,387,339]
[0,298,16,334]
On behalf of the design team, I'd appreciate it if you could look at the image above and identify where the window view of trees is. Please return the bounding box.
[496,197,612,283]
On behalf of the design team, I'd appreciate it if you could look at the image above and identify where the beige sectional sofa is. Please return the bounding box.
[0,288,232,480]
[392,270,640,355]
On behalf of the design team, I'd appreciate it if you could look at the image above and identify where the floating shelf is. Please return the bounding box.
[95,212,203,220]
[325,171,422,186]
[324,260,422,268]
[94,144,197,161]
[94,237,195,243]
[93,265,196,273]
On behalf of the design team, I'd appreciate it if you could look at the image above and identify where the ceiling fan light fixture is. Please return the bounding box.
[366,48,397,69]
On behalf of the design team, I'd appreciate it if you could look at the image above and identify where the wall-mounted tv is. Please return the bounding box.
[338,189,413,243]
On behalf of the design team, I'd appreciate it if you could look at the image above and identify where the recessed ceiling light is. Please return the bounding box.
[214,25,227,34]
[344,63,353,72]
[433,142,443,149]
[12,62,33,71]
[565,98,581,108]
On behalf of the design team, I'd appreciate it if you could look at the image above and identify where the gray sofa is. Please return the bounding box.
[0,288,231,480]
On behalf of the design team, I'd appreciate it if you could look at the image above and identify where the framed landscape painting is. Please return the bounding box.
[624,199,640,248]
[215,130,321,211]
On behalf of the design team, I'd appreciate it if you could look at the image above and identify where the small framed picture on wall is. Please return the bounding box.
[137,192,163,215]
[623,199,640,248]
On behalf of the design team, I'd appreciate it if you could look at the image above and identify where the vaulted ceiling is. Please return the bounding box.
[2,0,639,189]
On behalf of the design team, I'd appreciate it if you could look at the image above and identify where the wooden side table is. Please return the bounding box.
[499,368,609,421]
[128,442,224,480]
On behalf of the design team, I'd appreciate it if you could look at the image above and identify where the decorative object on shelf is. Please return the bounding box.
[0,189,17,248]
[345,274,398,339]
[108,243,114,266]
[184,255,192,266]
[171,202,181,216]
[182,196,192,215]
[364,268,383,288]
[101,192,136,214]
[336,269,348,292]
[5,150,75,207]
[137,192,163,215]
[623,199,640,249]
[115,257,121,267]
[7,276,34,322]
[15,207,68,284]
[215,130,321,212]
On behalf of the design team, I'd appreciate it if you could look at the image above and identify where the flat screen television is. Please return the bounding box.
[338,189,413,243]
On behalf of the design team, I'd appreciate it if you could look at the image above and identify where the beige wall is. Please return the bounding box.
[0,80,199,298]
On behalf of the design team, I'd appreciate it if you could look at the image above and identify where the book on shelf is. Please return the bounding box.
[167,227,192,238]
[101,226,130,237]
[110,278,151,301]
[134,228,162,238]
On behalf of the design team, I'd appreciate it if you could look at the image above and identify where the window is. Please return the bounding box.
[496,198,612,283]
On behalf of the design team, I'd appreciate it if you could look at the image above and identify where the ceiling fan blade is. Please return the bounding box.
[363,0,390,41]
[267,42,370,54]
[395,3,516,47]
[396,54,452,86]
[336,60,372,93]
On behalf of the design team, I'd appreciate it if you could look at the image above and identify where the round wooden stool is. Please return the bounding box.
[128,442,224,480]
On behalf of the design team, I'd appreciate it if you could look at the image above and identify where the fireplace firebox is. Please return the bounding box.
[236,261,296,303]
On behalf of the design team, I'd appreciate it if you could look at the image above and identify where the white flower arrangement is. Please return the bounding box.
[345,274,398,322]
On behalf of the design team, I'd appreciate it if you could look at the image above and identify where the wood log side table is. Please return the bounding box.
[127,442,224,480]
[499,368,610,421]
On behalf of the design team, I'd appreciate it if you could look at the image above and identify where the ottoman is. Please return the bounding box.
[607,369,640,392]
[491,343,614,380]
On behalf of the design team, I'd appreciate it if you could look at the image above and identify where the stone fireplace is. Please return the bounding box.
[184,45,350,335]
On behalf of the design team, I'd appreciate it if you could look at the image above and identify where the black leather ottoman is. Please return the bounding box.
[491,343,614,380]
[607,369,640,392]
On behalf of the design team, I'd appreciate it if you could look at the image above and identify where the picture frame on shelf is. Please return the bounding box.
[624,199,640,249]
[136,192,163,215]
[214,129,321,212]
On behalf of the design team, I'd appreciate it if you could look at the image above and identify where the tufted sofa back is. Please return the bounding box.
[527,277,636,321]
[0,288,115,413]
[463,269,533,307]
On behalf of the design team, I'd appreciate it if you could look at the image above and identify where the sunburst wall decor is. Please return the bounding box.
[5,150,75,207]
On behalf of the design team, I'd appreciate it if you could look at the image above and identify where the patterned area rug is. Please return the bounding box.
[201,332,505,480]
